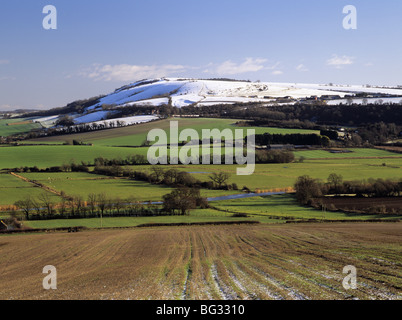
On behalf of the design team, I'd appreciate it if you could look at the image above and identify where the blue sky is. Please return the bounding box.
[0,0,401,110]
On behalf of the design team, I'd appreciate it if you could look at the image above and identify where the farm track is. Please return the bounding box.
[0,223,400,300]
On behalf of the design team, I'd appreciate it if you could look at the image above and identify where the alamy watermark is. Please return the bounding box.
[342,265,357,290]
[41,5,356,31]
[43,265,57,290]
[343,5,357,30]
[42,5,57,30]
[147,121,255,176]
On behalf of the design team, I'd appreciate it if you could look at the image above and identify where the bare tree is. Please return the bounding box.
[209,172,230,189]
[58,198,67,216]
[14,196,34,220]
[97,193,107,217]
[113,197,124,215]
[39,193,54,215]
[74,196,84,216]
[87,193,97,216]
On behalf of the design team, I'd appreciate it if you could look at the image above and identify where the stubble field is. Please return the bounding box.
[0,223,400,300]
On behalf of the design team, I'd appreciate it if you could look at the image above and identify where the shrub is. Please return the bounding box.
[232,213,248,218]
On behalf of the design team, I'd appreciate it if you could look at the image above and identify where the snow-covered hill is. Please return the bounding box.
[87,78,352,110]
[89,78,402,109]
[33,78,402,127]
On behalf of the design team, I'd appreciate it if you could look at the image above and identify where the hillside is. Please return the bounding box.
[27,78,402,128]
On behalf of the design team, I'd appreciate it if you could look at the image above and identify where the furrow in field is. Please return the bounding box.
[210,262,239,300]
[290,247,402,299]
[238,233,356,299]
[225,259,277,300]
[181,232,193,300]
[189,232,213,299]
[250,262,309,300]
[234,260,284,300]
[1,224,400,300]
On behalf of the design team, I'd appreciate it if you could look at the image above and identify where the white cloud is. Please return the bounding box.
[79,63,187,82]
[0,76,15,81]
[0,59,9,65]
[212,58,268,75]
[79,59,281,81]
[296,64,309,72]
[327,54,354,69]
[271,70,283,75]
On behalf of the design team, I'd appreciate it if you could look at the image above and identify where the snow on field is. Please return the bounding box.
[121,98,169,107]
[198,96,275,106]
[171,94,204,107]
[264,85,347,99]
[272,82,402,96]
[33,115,59,123]
[81,115,159,127]
[87,79,184,110]
[33,115,67,128]
[73,111,111,124]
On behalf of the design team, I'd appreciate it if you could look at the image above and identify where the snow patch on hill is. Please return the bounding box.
[73,111,111,124]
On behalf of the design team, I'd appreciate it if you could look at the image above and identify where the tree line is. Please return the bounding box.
[180,103,402,126]
[12,186,209,221]
[294,174,402,206]
[13,193,156,221]
[252,133,330,147]
[7,148,296,174]
[179,103,402,146]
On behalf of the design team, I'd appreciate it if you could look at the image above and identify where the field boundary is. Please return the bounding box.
[209,205,401,223]
[9,172,63,197]
[135,221,260,228]
[307,156,402,160]
[0,221,261,234]
[0,226,88,234]
[2,219,399,236]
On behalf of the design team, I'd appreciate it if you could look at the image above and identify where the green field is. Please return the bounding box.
[0,145,149,169]
[1,117,401,230]
[22,208,281,229]
[0,144,400,171]
[21,192,399,230]
[0,173,61,206]
[0,118,41,137]
[1,155,400,206]
[16,171,239,202]
[213,194,400,221]
[26,118,320,147]
[293,148,401,159]
[19,172,173,201]
[126,156,402,191]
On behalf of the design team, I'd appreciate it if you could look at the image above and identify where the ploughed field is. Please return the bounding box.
[0,223,400,300]
[321,197,402,214]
